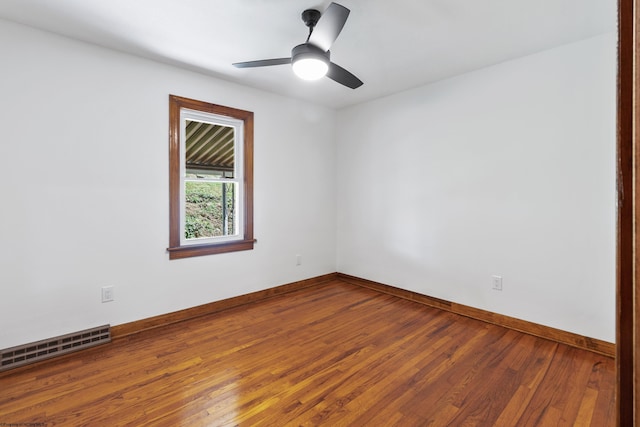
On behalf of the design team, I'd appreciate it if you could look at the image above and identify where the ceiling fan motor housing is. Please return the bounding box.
[292,43,330,63]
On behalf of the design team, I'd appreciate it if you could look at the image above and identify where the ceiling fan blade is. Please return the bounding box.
[233,58,291,68]
[327,62,363,89]
[308,2,350,52]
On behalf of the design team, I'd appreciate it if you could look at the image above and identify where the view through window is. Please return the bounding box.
[184,119,238,241]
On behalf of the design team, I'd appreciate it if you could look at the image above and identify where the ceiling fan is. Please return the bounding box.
[233,2,363,89]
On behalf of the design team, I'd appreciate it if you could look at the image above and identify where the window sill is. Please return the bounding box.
[167,239,256,260]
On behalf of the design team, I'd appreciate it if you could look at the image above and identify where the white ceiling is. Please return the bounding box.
[0,0,616,109]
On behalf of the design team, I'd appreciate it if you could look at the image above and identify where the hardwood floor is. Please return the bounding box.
[0,280,615,426]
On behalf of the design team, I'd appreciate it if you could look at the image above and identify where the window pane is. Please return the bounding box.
[185,120,234,178]
[185,181,236,239]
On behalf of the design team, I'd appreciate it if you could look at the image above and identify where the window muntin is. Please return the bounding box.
[168,95,254,259]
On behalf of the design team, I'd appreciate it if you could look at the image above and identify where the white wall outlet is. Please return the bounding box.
[101,286,114,303]
[492,275,503,291]
[296,254,302,266]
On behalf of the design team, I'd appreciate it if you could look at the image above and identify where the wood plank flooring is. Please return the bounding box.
[0,280,616,426]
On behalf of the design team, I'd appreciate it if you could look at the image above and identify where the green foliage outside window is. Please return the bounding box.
[185,181,235,239]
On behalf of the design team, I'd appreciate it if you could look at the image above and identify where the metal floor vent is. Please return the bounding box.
[1,325,111,372]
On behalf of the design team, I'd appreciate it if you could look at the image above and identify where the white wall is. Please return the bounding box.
[0,19,337,348]
[336,34,616,342]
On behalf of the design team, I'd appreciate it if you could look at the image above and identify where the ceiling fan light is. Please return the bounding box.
[292,56,329,80]
[291,43,330,81]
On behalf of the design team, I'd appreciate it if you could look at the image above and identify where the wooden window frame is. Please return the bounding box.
[167,95,254,259]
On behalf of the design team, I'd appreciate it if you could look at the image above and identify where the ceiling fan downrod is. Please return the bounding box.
[301,9,321,41]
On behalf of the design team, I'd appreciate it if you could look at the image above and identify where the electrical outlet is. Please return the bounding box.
[101,286,114,303]
[296,254,302,266]
[492,275,503,291]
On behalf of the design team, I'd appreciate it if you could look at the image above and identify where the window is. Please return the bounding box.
[167,95,254,259]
